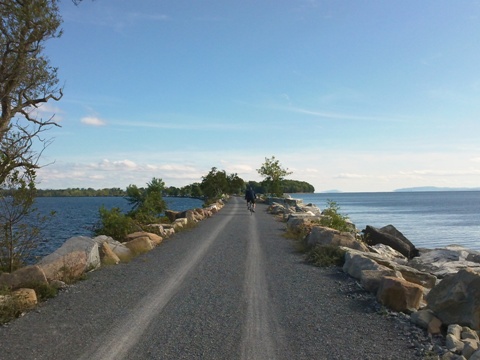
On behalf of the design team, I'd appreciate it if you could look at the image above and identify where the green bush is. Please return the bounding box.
[318,200,352,233]
[94,206,137,241]
[305,244,346,267]
[30,282,58,301]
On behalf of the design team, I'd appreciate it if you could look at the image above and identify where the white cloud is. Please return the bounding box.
[334,173,369,179]
[94,159,138,170]
[81,116,107,126]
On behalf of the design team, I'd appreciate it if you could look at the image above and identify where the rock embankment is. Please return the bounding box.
[0,201,225,310]
[268,196,480,360]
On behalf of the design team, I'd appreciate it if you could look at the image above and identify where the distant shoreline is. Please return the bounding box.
[315,187,480,194]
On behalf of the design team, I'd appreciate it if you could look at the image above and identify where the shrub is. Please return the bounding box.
[318,200,352,233]
[305,244,346,267]
[29,282,58,301]
[94,206,137,241]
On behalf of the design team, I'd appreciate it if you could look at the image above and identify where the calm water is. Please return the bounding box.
[289,191,480,251]
[31,196,204,259]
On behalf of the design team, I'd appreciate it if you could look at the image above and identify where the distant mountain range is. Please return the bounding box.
[394,186,480,192]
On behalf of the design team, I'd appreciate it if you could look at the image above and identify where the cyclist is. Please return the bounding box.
[245,186,256,212]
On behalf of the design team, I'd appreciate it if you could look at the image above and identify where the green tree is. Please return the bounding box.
[227,173,245,194]
[200,167,229,204]
[257,156,292,197]
[0,169,53,273]
[126,178,167,223]
[0,0,63,185]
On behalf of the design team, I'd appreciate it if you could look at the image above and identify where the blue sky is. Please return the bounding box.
[34,0,480,192]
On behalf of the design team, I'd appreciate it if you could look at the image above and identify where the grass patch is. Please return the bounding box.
[0,288,20,324]
[283,224,311,253]
[28,282,59,301]
[305,245,346,267]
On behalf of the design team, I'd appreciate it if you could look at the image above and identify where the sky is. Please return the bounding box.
[32,0,480,192]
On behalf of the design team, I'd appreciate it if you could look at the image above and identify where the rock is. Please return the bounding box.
[164,210,179,223]
[462,327,480,341]
[100,242,120,265]
[411,308,436,329]
[173,218,188,230]
[177,210,196,223]
[306,226,368,252]
[12,288,37,309]
[286,213,322,230]
[144,224,168,238]
[126,232,163,246]
[463,339,479,358]
[342,248,436,289]
[38,250,87,282]
[425,269,480,330]
[376,276,424,312]
[368,244,407,263]
[0,265,48,290]
[343,252,392,280]
[363,225,419,259]
[93,236,133,263]
[360,269,399,293]
[471,349,480,360]
[267,202,287,215]
[428,316,443,335]
[124,236,154,255]
[448,324,463,340]
[37,236,100,282]
[408,247,480,278]
[446,333,464,353]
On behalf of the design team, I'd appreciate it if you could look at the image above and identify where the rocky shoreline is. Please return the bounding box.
[2,195,480,358]
[267,196,480,360]
[0,201,226,316]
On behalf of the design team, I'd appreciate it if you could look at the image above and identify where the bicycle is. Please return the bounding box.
[247,200,255,214]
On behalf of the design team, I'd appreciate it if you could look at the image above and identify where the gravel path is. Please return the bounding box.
[0,197,431,359]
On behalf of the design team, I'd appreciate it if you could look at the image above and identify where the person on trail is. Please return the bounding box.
[245,186,256,211]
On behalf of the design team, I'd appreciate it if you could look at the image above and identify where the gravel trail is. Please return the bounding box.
[0,197,429,359]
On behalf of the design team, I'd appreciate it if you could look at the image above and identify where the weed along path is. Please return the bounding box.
[0,197,425,360]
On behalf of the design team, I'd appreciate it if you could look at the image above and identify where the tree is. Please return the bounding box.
[257,156,292,197]
[0,0,63,185]
[200,167,230,204]
[0,168,53,273]
[1,0,65,167]
[125,178,167,223]
[226,173,244,194]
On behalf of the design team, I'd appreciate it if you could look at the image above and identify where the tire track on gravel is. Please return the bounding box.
[241,211,283,360]
[78,208,235,360]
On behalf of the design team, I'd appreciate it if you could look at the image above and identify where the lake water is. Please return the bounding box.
[31,196,204,260]
[288,191,480,251]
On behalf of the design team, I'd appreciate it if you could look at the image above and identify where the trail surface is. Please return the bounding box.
[0,197,425,359]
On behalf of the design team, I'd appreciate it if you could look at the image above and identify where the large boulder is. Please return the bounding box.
[343,249,437,292]
[0,265,48,290]
[425,269,480,330]
[124,236,154,255]
[286,214,321,232]
[306,226,368,252]
[164,210,179,223]
[376,276,424,313]
[37,236,100,282]
[343,251,394,280]
[100,242,120,265]
[408,246,480,278]
[362,225,419,259]
[93,235,133,263]
[13,288,37,309]
[177,210,196,223]
[126,232,163,246]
